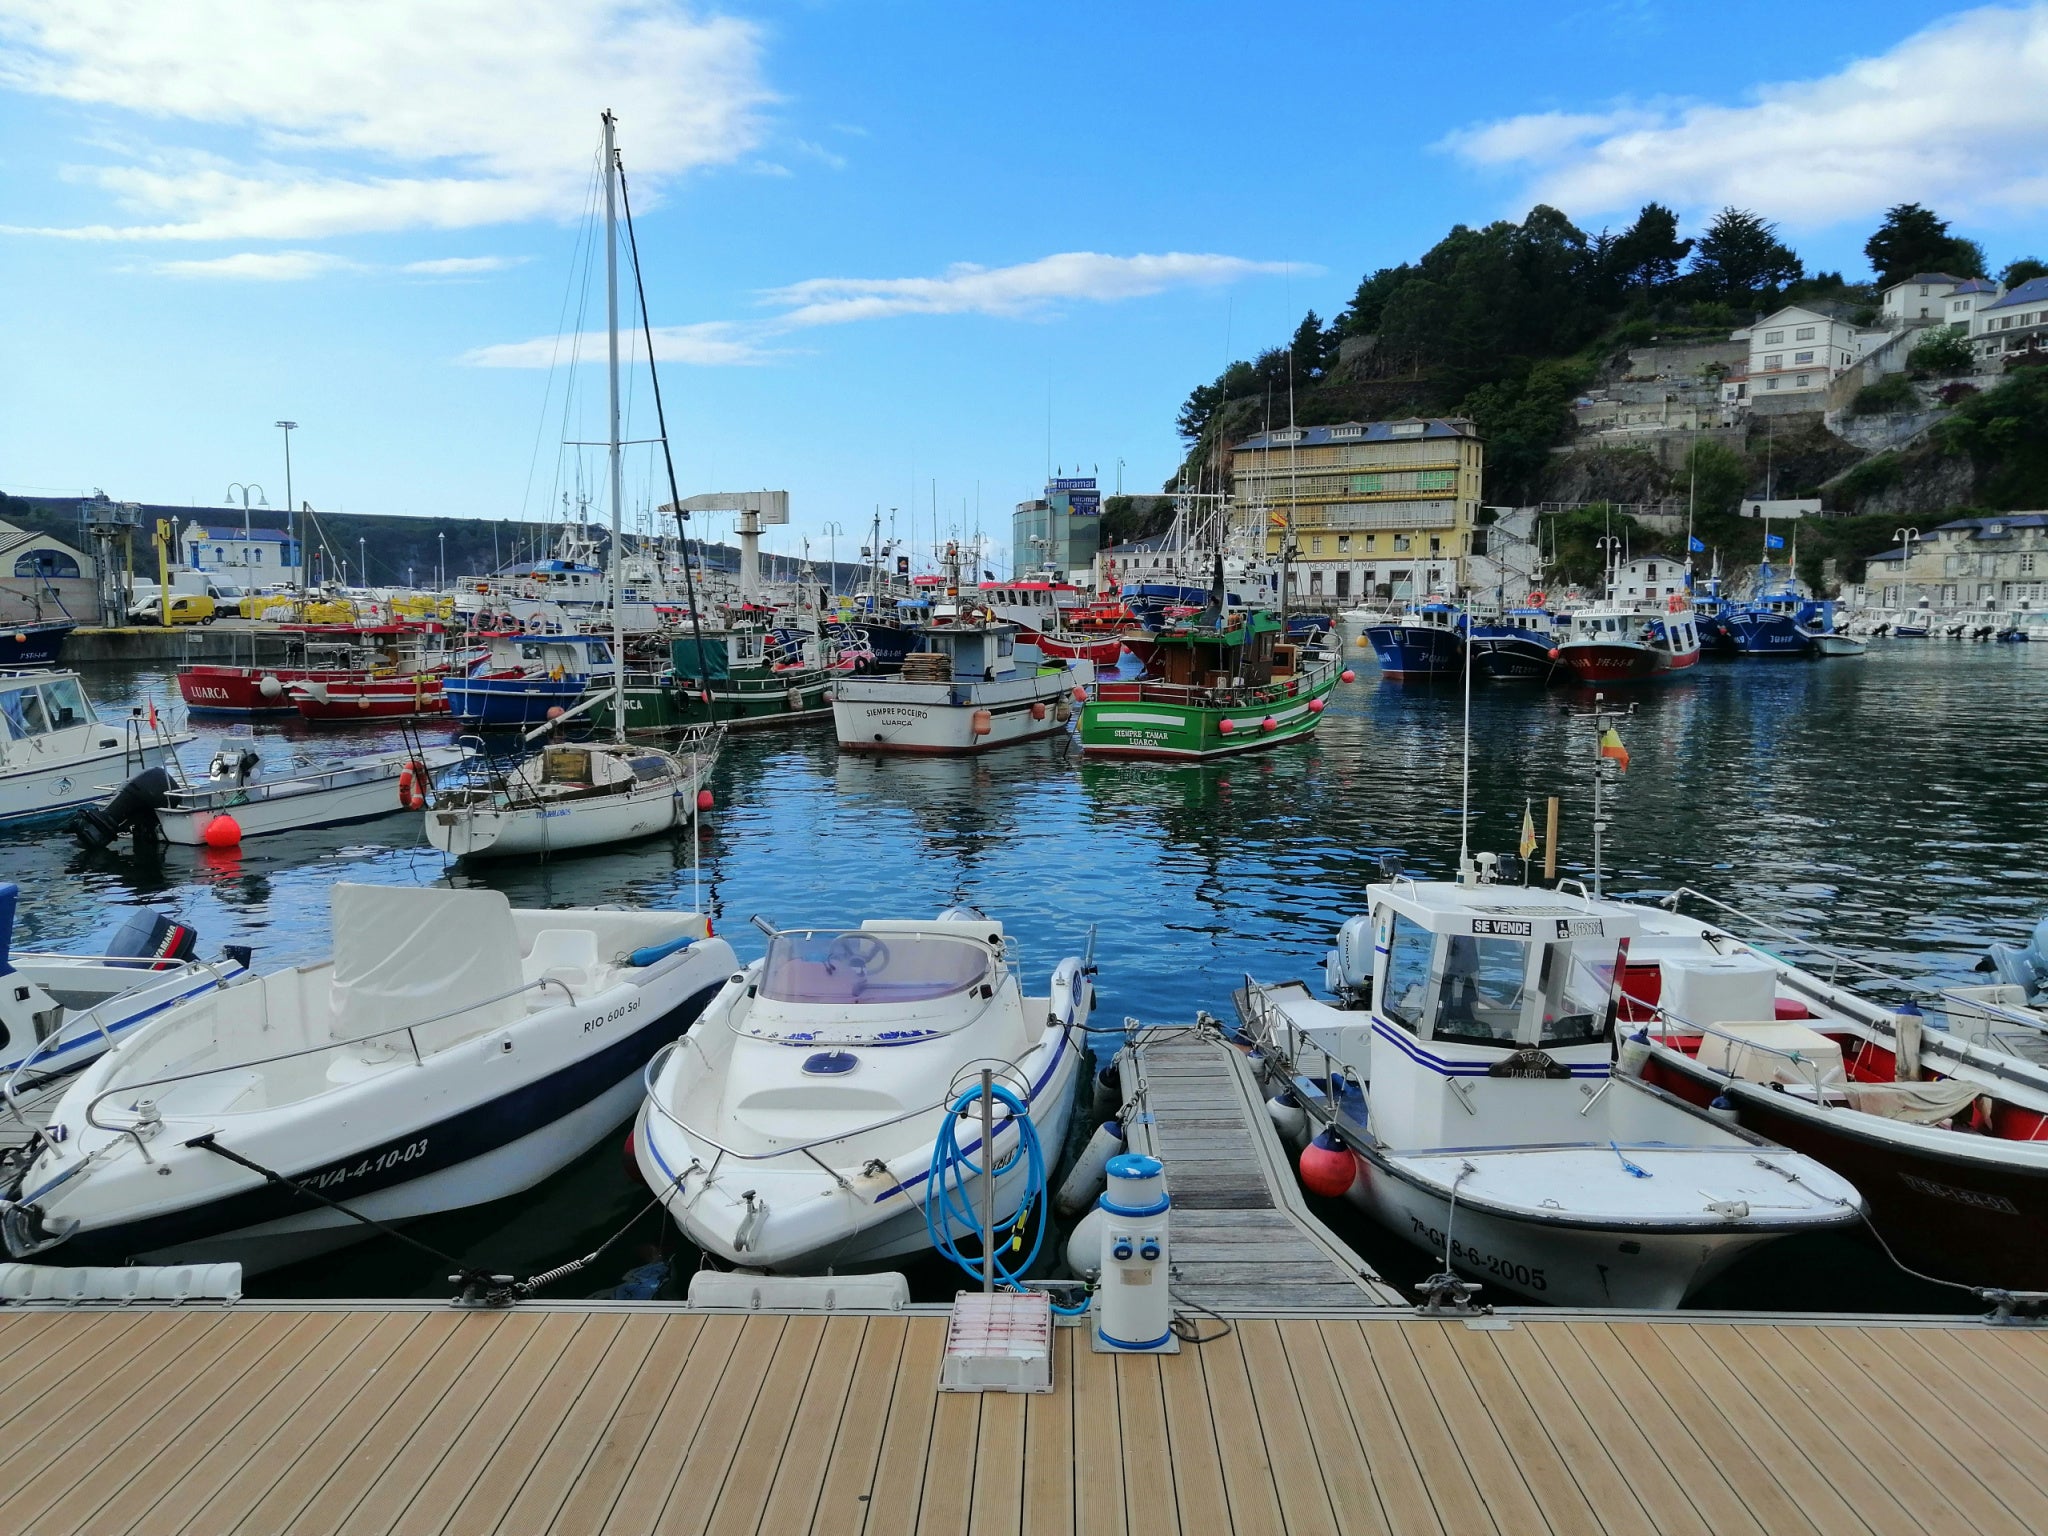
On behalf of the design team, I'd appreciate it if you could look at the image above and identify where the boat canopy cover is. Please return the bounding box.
[327,884,526,1043]
[670,634,731,680]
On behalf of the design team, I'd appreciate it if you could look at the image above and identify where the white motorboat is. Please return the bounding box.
[832,607,1093,754]
[77,742,467,848]
[0,670,188,826]
[1809,631,1868,657]
[0,883,251,1081]
[425,725,720,860]
[1240,869,1862,1308]
[0,884,735,1272]
[635,908,1091,1271]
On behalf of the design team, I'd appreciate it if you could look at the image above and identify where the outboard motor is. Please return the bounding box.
[1977,915,2048,1003]
[71,766,174,851]
[1325,914,1375,1006]
[103,909,198,970]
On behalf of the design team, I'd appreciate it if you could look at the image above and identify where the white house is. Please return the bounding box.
[1879,273,1970,328]
[1944,278,2001,327]
[1609,556,1690,605]
[1972,276,2048,366]
[1723,305,1886,405]
[180,520,301,582]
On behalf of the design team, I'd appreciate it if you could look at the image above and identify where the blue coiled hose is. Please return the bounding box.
[923,1082,1087,1313]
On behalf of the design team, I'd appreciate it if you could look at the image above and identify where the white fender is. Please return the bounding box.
[1054,1120,1124,1219]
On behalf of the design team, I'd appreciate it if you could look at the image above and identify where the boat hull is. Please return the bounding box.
[0,622,76,669]
[426,779,689,859]
[1468,633,1561,683]
[1079,664,1339,760]
[178,666,341,715]
[0,738,184,825]
[441,674,588,727]
[588,671,834,734]
[289,674,454,722]
[1729,613,1813,656]
[1560,641,1699,684]
[1363,624,1463,681]
[157,754,451,844]
[1811,633,1867,657]
[1639,1047,2048,1290]
[833,663,1093,754]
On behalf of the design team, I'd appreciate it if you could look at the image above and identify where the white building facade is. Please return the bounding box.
[1972,277,2048,366]
[1724,306,1886,405]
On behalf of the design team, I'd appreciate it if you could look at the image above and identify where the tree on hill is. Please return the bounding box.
[1688,208,1803,306]
[1604,202,1693,293]
[2003,257,2048,287]
[1864,203,1986,287]
[1288,310,1334,385]
[1906,325,1974,377]
[1336,264,1413,338]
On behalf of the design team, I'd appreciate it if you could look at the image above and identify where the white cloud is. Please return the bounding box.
[464,249,1299,367]
[403,255,520,275]
[762,251,1306,328]
[462,322,777,368]
[0,0,772,241]
[1442,4,2048,225]
[154,249,356,279]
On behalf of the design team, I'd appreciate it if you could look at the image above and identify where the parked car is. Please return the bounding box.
[127,593,217,626]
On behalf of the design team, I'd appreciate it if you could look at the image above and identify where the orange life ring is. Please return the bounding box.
[1666,593,1686,613]
[1527,590,1546,607]
[397,760,427,810]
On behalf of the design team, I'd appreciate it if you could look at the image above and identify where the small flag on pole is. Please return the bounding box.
[147,699,157,731]
[1519,799,1538,859]
[1599,726,1630,773]
[1688,535,1705,553]
[1765,534,1785,550]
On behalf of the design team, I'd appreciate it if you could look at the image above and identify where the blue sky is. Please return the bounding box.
[3,1,2044,572]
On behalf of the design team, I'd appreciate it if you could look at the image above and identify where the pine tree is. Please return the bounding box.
[1864,203,1986,287]
[1688,209,1803,304]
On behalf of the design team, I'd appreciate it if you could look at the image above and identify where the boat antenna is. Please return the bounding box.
[600,110,627,744]
[614,128,714,720]
[1458,585,1473,879]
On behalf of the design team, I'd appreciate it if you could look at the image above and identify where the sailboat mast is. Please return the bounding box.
[603,109,625,745]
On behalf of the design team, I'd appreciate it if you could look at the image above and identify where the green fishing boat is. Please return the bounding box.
[582,627,835,734]
[1078,609,1344,760]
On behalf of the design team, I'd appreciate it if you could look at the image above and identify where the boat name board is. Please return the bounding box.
[1898,1171,2021,1214]
[585,996,642,1033]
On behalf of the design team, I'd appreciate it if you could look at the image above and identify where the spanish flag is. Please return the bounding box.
[1519,799,1538,859]
[1599,726,1630,773]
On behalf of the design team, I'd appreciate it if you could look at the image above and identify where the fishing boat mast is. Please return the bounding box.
[603,109,626,745]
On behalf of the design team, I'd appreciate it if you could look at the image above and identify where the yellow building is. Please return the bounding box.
[1229,417,1483,604]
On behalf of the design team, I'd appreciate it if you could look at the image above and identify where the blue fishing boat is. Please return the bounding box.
[1467,607,1563,682]
[442,634,612,727]
[0,621,76,670]
[1363,601,1465,681]
[1124,580,1213,629]
[1690,574,1740,656]
[1726,566,1837,656]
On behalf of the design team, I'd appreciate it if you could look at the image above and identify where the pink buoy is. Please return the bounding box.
[202,814,242,849]
[1071,687,1087,704]
[1547,647,1561,660]
[1299,1128,1354,1198]
[970,708,994,736]
[545,706,565,720]
[1261,716,1278,732]
[1339,669,1357,683]
[1030,702,1047,720]
[1218,718,1234,735]
[696,789,714,812]
[1308,698,1327,714]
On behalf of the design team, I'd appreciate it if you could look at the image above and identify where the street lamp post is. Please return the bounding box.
[359,536,366,591]
[822,521,843,595]
[438,531,446,592]
[275,421,299,587]
[224,483,267,578]
[1895,526,1921,609]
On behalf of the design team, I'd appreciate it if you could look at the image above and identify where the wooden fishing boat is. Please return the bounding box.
[1079,609,1339,761]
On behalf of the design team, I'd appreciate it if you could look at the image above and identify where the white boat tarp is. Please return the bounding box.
[327,884,526,1045]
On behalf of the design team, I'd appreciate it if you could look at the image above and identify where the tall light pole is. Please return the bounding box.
[224,483,266,577]
[358,536,366,590]
[822,521,843,595]
[1895,526,1921,608]
[438,531,446,592]
[275,421,299,587]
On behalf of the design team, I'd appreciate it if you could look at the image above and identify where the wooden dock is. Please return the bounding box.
[0,1302,2042,1534]
[1114,1024,1405,1310]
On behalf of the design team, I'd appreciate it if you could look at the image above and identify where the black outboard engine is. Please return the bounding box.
[206,747,261,786]
[103,909,198,969]
[71,766,174,850]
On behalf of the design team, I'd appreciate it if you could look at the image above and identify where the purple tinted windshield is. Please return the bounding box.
[758,930,992,1006]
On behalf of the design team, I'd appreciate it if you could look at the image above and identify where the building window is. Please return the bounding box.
[1310,537,1323,554]
[1393,535,1411,552]
[1364,534,1375,549]
[1981,584,1996,601]
[1797,374,1811,387]
[1428,537,1441,554]
[1766,377,1779,390]
[2023,554,2036,574]
[1763,354,1783,370]
[1794,351,1814,364]
[1337,535,1351,552]
[1795,327,1815,341]
[1919,285,1930,296]
[14,550,81,579]
[1764,330,1784,344]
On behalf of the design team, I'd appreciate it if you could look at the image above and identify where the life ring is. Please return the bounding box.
[397,759,428,810]
[1666,593,1686,613]
[1527,590,1546,607]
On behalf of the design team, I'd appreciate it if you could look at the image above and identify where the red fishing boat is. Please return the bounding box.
[1556,595,1701,683]
[177,625,457,716]
[979,581,1124,667]
[287,658,481,722]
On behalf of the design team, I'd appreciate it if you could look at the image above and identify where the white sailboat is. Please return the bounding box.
[425,111,719,861]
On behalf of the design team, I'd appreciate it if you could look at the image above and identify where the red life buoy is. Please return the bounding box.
[1527,589,1546,607]
[1667,593,1686,613]
[397,760,427,810]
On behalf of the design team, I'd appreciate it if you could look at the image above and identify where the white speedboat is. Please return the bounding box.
[1809,631,1868,657]
[77,742,467,848]
[0,883,251,1081]
[0,671,188,826]
[832,606,1093,754]
[1240,869,1862,1308]
[425,725,720,860]
[0,883,735,1272]
[635,908,1091,1270]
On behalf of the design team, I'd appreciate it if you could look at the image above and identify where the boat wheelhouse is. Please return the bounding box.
[1363,601,1465,681]
[831,611,1093,754]
[440,635,610,728]
[1079,609,1338,760]
[583,626,834,734]
[0,671,187,825]
[1556,598,1701,683]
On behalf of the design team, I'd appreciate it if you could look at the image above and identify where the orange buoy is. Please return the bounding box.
[545,705,565,720]
[1308,698,1327,714]
[696,788,714,811]
[202,814,242,849]
[970,708,994,736]
[1547,647,1561,660]
[1030,702,1047,720]
[1298,1128,1354,1198]
[1071,687,1087,704]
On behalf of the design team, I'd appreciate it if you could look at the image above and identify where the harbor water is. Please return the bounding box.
[6,643,2046,1308]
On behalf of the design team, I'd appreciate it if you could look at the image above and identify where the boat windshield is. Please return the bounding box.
[758,929,993,1007]
[0,683,52,739]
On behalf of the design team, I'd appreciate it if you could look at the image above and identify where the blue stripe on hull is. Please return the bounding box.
[43,978,723,1266]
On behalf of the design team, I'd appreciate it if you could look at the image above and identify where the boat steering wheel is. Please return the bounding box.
[826,932,889,974]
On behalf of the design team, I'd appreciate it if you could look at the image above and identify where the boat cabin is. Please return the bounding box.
[905,620,1017,682]
[1340,879,1640,1148]
[1145,612,1296,690]
[481,635,613,677]
[0,671,104,752]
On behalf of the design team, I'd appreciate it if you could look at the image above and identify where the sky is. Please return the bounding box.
[3,0,2046,576]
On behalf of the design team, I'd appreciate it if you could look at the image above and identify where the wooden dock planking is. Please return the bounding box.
[1114,1027,1403,1312]
[0,1307,2033,1534]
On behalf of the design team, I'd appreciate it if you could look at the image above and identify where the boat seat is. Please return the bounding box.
[525,929,600,995]
[1697,1021,1845,1089]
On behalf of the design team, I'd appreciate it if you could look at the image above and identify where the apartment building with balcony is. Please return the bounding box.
[1972,277,2048,366]
[1850,514,2048,612]
[1229,418,1483,604]
[1722,305,1888,406]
